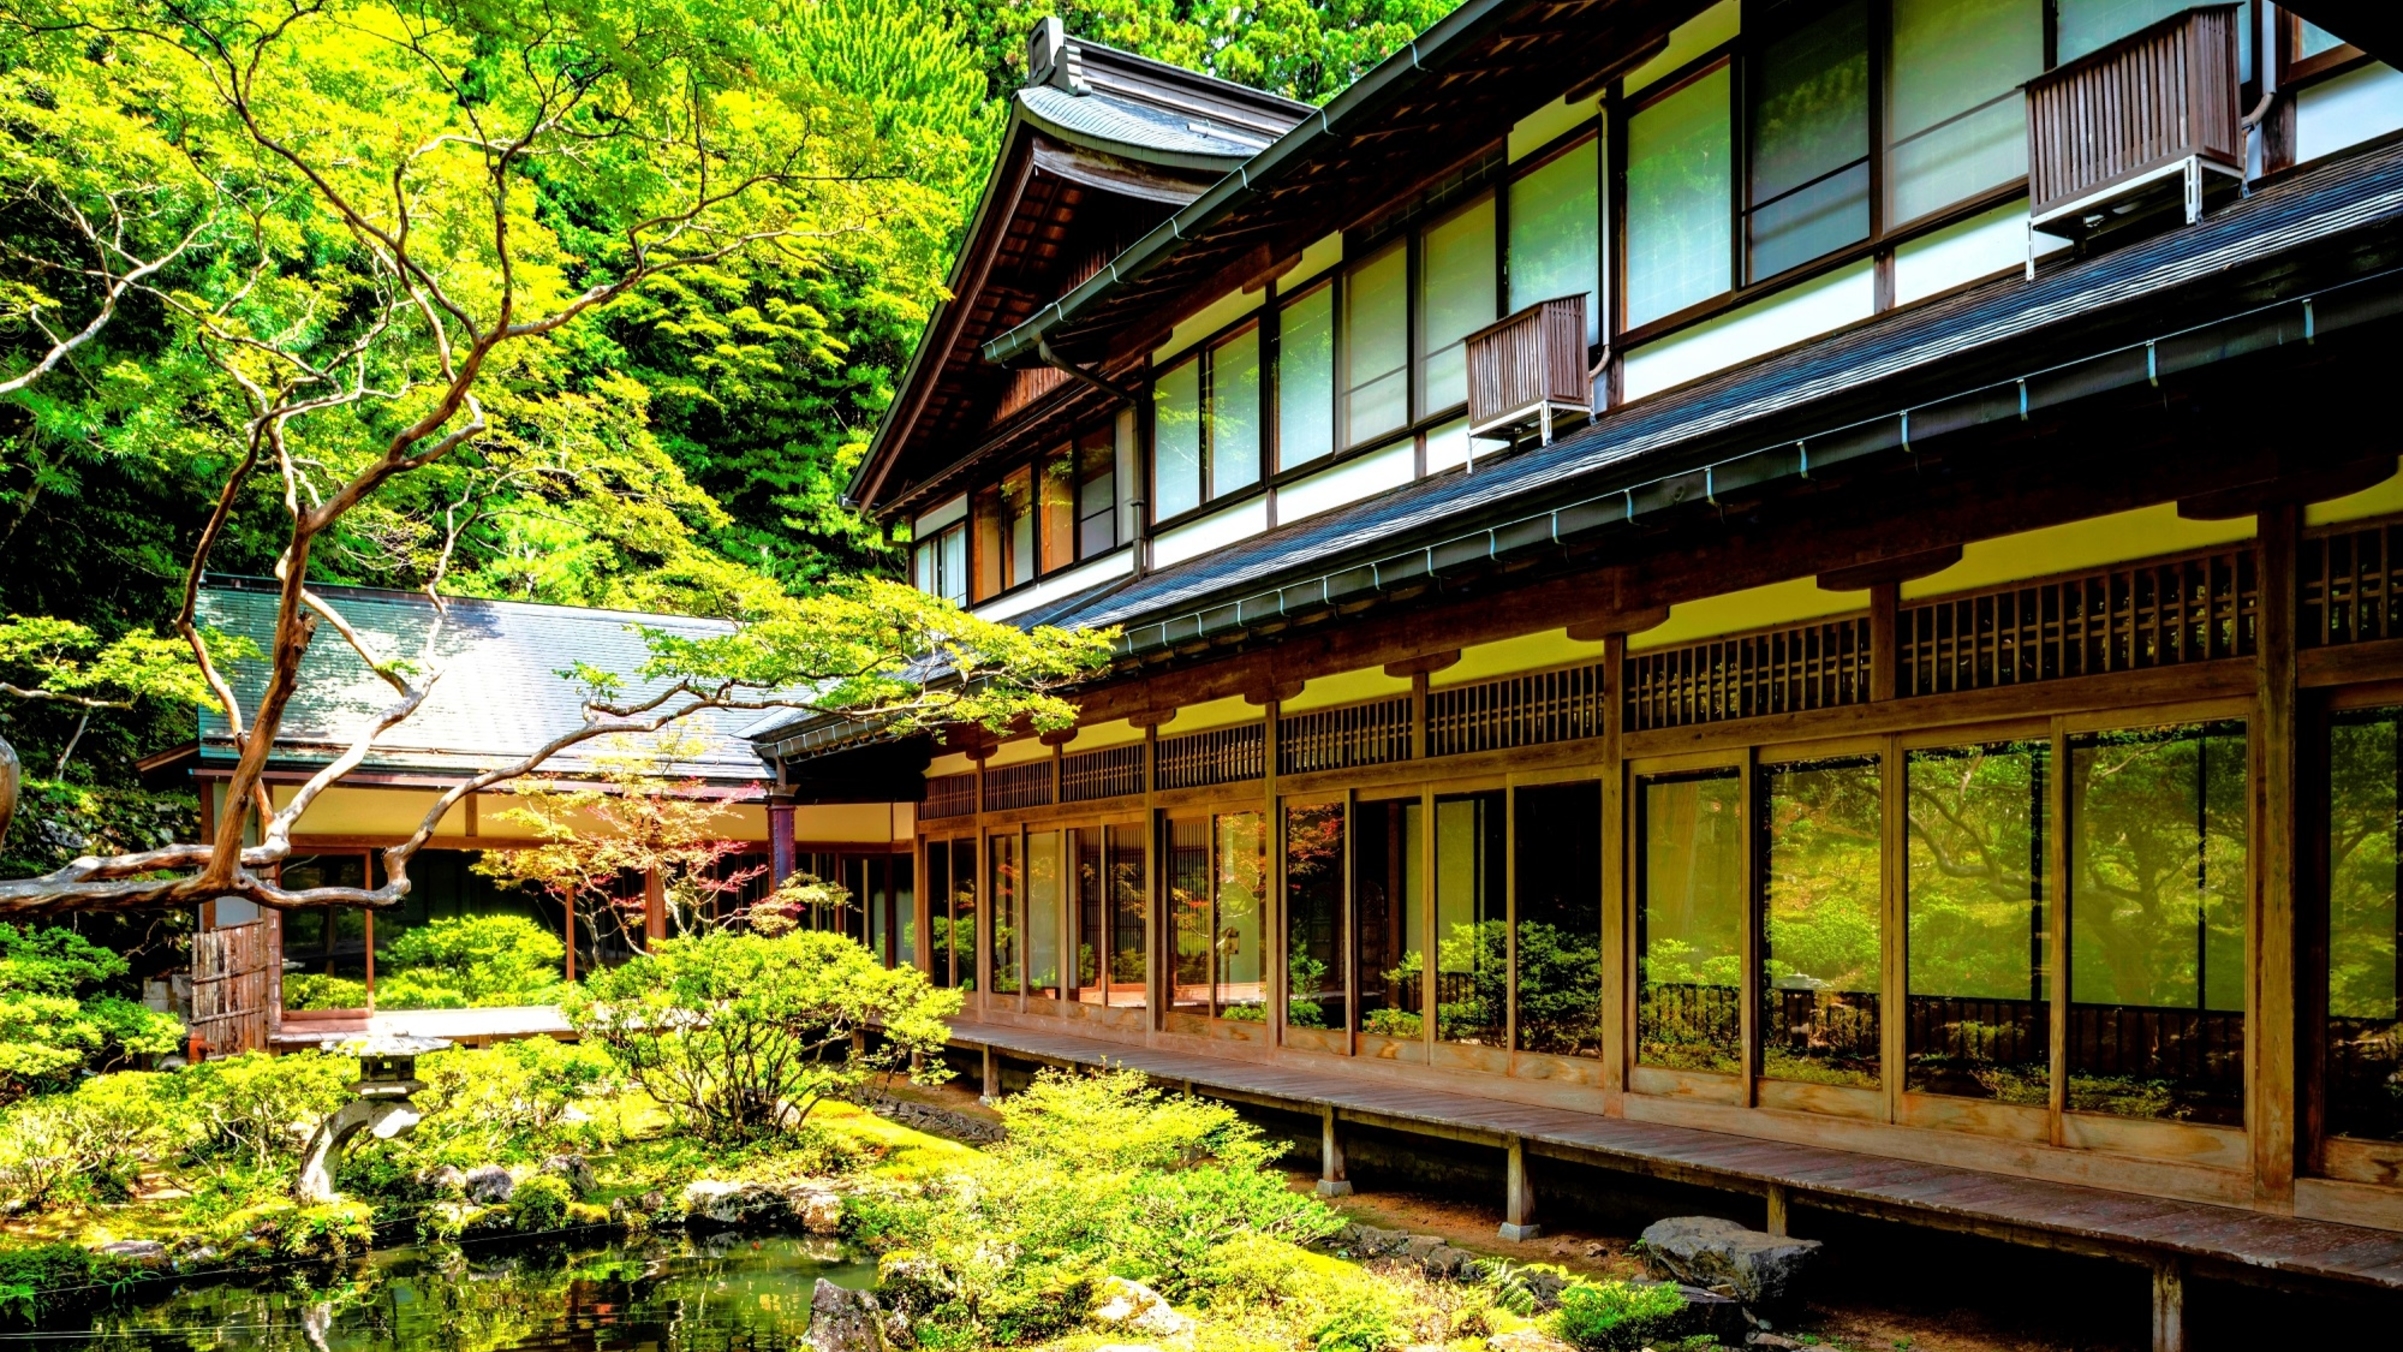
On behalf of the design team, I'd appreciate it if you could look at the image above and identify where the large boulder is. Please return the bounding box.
[1089,1276,1195,1339]
[462,1164,516,1205]
[540,1154,598,1198]
[1639,1216,1821,1308]
[418,1165,468,1198]
[97,1239,167,1268]
[682,1180,782,1227]
[794,1187,843,1236]
[806,1278,884,1352]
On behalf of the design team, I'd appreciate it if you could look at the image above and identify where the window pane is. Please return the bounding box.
[1749,0,1870,280]
[1027,829,1063,999]
[1418,197,1497,418]
[1889,0,2039,224]
[893,856,915,968]
[1906,742,2050,1102]
[1435,792,1506,1045]
[1076,828,1106,1004]
[1626,66,1733,328]
[1210,326,1262,499]
[1639,771,1745,1073]
[2328,710,2402,1141]
[2068,723,2248,1124]
[1355,799,1425,1040]
[1215,811,1267,1019]
[926,841,955,988]
[1039,447,1075,574]
[971,483,1004,601]
[1153,358,1202,519]
[989,832,1019,995]
[2300,21,2346,61]
[1278,282,1336,469]
[939,526,966,605]
[1168,818,1211,1014]
[1762,756,1883,1089]
[2057,0,2195,62]
[1509,138,1601,345]
[1285,802,1347,1033]
[1515,782,1602,1057]
[951,843,978,991]
[1109,824,1147,1008]
[1075,427,1116,557]
[1000,465,1032,591]
[1343,243,1409,446]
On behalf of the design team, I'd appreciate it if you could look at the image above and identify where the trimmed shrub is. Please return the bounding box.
[375,915,565,1009]
[1553,1278,1687,1351]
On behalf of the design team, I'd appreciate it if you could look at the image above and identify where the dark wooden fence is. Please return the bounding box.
[1466,295,1590,439]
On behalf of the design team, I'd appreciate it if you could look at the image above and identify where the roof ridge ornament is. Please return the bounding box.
[1027,16,1089,95]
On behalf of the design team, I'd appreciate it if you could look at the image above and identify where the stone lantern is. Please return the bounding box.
[293,1035,453,1204]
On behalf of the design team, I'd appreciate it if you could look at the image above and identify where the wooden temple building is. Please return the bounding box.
[746,3,2403,1341]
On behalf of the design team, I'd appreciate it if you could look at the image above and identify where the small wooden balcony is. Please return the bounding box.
[1465,294,1591,449]
[2026,5,2244,250]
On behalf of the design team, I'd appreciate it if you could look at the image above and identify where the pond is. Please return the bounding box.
[19,1234,878,1352]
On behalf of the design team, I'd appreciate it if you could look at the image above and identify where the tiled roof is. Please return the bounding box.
[1018,84,1278,163]
[1040,138,2403,643]
[196,583,772,783]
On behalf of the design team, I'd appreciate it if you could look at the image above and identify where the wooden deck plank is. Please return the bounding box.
[949,1019,2403,1291]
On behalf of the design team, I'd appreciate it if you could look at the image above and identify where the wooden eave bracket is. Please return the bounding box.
[1123,708,1179,728]
[2175,454,2398,521]
[1382,651,1460,678]
[1563,606,1670,644]
[1816,546,1965,593]
[1243,680,1307,706]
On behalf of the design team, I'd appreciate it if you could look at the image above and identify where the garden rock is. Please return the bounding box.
[1417,1243,1477,1280]
[419,1164,467,1197]
[1090,1276,1195,1339]
[1486,1331,1576,1352]
[97,1240,167,1268]
[805,1278,885,1352]
[793,1187,843,1235]
[1639,1216,1821,1308]
[540,1154,597,1197]
[683,1180,781,1227]
[463,1164,516,1204]
[1330,1222,1412,1258]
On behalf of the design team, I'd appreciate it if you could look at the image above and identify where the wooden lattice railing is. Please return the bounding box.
[2025,4,2242,220]
[982,760,1055,813]
[1465,294,1590,439]
[1156,722,1265,791]
[2301,521,2403,647]
[1428,663,1609,757]
[1897,548,2255,697]
[922,771,976,820]
[1625,618,1872,732]
[1279,697,1412,775]
[1062,743,1145,801]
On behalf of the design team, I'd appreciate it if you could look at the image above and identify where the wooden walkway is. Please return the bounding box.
[947,1019,2403,1298]
[271,1004,572,1047]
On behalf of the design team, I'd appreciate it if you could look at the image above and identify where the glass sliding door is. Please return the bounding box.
[1904,741,2050,1102]
[1075,829,1107,1002]
[1026,830,1064,999]
[1277,281,1337,469]
[1435,791,1507,1045]
[1108,824,1147,1009]
[1285,802,1347,1033]
[1514,781,1602,1057]
[2066,723,2248,1125]
[1168,817,1212,1014]
[1355,798,1425,1039]
[989,832,1020,996]
[1759,756,1883,1088]
[2327,709,2403,1143]
[1638,771,1746,1074]
[1214,811,1267,1020]
[1074,825,1148,1008]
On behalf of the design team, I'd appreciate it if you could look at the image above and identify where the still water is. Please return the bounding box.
[19,1235,877,1352]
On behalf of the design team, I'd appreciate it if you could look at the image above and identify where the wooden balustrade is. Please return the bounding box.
[1465,294,1591,446]
[922,771,977,820]
[2025,5,2243,242]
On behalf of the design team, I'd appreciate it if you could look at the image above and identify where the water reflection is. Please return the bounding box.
[21,1235,874,1352]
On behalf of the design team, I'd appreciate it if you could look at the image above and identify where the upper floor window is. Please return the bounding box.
[912,518,967,605]
[1279,279,1338,467]
[1889,0,2042,227]
[1417,195,1497,418]
[1152,324,1262,522]
[1342,242,1410,446]
[1746,0,1870,282]
[965,422,1121,603]
[1627,65,1734,328]
[1509,135,1602,345]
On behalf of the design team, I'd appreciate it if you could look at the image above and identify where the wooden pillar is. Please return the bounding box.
[1316,1104,1352,1197]
[1868,581,1899,702]
[2047,715,2071,1148]
[1265,698,1284,1038]
[980,1044,999,1104]
[1499,1136,1539,1241]
[563,882,578,984]
[2254,504,2300,1206]
[2150,1258,2186,1352]
[1601,632,1628,1113]
[364,911,376,1011]
[1764,1183,1791,1237]
[643,866,667,944]
[769,800,796,884]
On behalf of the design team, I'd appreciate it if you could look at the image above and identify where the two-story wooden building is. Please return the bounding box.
[761,4,2403,1341]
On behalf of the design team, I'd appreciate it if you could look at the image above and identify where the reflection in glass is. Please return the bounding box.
[1110,825,1147,1006]
[989,832,1020,995]
[1639,772,1745,1073]
[1152,359,1203,519]
[1343,243,1409,446]
[1761,757,1882,1088]
[1417,198,1497,418]
[892,855,915,968]
[1209,326,1262,499]
[1285,803,1347,1032]
[1906,742,2048,1101]
[2067,723,2248,1124]
[1075,426,1117,557]
[1215,812,1267,1020]
[1887,0,2038,224]
[1626,66,1733,328]
[1514,782,1601,1057]
[1435,793,1507,1045]
[1355,799,1425,1039]
[1074,825,1148,1008]
[1026,830,1062,998]
[1278,283,1336,468]
[1039,447,1076,574]
[2328,710,2403,1141]
[1509,139,1601,345]
[1168,818,1212,1014]
[1747,0,1870,280]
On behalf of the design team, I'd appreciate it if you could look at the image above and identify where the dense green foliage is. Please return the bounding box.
[1553,1277,1691,1351]
[374,915,566,1010]
[0,923,180,1097]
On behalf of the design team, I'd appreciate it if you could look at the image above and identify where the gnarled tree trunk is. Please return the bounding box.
[0,732,18,854]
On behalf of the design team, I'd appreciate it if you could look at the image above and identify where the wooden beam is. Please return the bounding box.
[2177,454,2396,520]
[1565,606,1671,643]
[1384,650,1461,678]
[1244,680,1306,706]
[1819,545,1963,593]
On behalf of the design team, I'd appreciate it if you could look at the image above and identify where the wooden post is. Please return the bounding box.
[1600,632,1628,1113]
[2253,504,2300,1207]
[2150,1258,2186,1352]
[1499,1136,1539,1241]
[563,882,578,984]
[364,910,375,1011]
[643,866,667,944]
[1317,1104,1352,1197]
[980,1044,999,1104]
[1266,699,1284,1039]
[1869,581,1899,702]
[2047,716,2070,1148]
[1765,1183,1791,1237]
